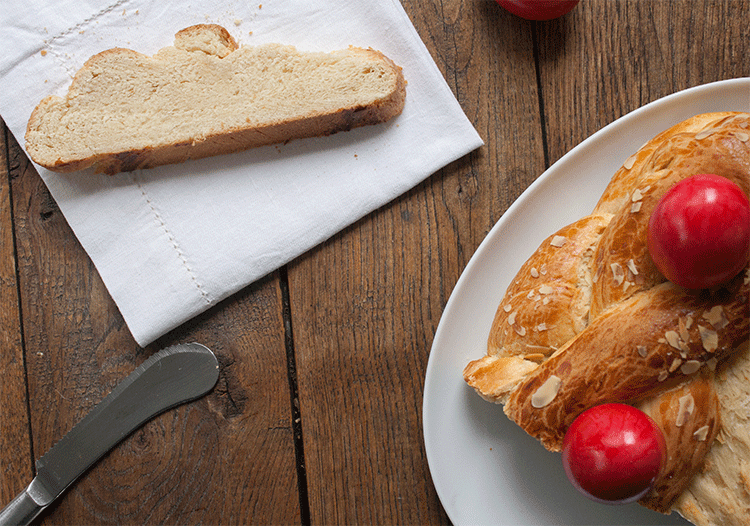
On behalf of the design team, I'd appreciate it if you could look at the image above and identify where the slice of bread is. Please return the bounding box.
[25,24,406,174]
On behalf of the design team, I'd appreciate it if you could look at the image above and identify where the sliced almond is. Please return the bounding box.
[694,425,710,441]
[637,345,648,358]
[530,267,540,278]
[550,235,567,248]
[531,375,562,408]
[676,394,695,427]
[678,318,690,343]
[626,259,639,276]
[702,305,729,329]
[630,201,643,213]
[665,330,681,350]
[623,154,637,170]
[706,357,718,371]
[681,360,702,375]
[523,353,546,363]
[669,358,683,373]
[699,325,719,352]
[538,285,554,295]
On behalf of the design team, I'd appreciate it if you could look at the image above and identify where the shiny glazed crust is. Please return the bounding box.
[463,112,750,522]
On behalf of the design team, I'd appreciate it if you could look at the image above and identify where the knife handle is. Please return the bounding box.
[0,489,44,526]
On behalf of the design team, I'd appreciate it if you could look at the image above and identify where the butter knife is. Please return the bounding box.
[0,342,219,525]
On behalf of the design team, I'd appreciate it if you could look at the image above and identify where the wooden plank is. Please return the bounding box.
[7,130,300,524]
[0,123,34,507]
[536,0,750,165]
[288,1,547,523]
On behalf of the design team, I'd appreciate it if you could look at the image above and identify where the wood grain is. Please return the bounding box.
[537,0,750,165]
[0,121,33,506]
[1,1,749,524]
[289,1,545,523]
[5,129,300,523]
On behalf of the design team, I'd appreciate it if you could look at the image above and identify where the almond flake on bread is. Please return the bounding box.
[25,24,406,174]
[463,112,750,525]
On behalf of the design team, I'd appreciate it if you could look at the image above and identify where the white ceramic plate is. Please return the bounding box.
[423,78,750,526]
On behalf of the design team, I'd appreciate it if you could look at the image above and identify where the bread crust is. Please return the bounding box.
[25,24,406,174]
[463,111,750,522]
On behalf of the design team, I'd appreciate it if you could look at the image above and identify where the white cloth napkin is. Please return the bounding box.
[0,0,483,346]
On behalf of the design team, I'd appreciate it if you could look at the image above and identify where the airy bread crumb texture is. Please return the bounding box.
[25,24,406,174]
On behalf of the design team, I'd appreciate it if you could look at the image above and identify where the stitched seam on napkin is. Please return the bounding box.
[134,180,212,306]
[43,0,134,76]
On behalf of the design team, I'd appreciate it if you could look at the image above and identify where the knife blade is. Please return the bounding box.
[0,342,219,526]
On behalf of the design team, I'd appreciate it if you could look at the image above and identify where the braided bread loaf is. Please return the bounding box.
[463,112,750,525]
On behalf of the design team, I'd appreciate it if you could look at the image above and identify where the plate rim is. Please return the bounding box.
[423,77,750,525]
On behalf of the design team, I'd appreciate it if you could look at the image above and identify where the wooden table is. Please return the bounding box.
[1,1,748,524]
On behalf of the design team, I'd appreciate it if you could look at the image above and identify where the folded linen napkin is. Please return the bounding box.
[0,0,483,346]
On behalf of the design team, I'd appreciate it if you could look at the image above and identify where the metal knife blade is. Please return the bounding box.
[0,342,219,526]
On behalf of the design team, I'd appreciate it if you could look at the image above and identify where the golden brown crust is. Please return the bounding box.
[637,376,720,513]
[503,272,748,451]
[463,111,750,521]
[486,214,611,360]
[590,113,750,316]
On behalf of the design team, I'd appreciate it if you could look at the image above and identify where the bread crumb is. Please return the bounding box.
[40,49,47,57]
